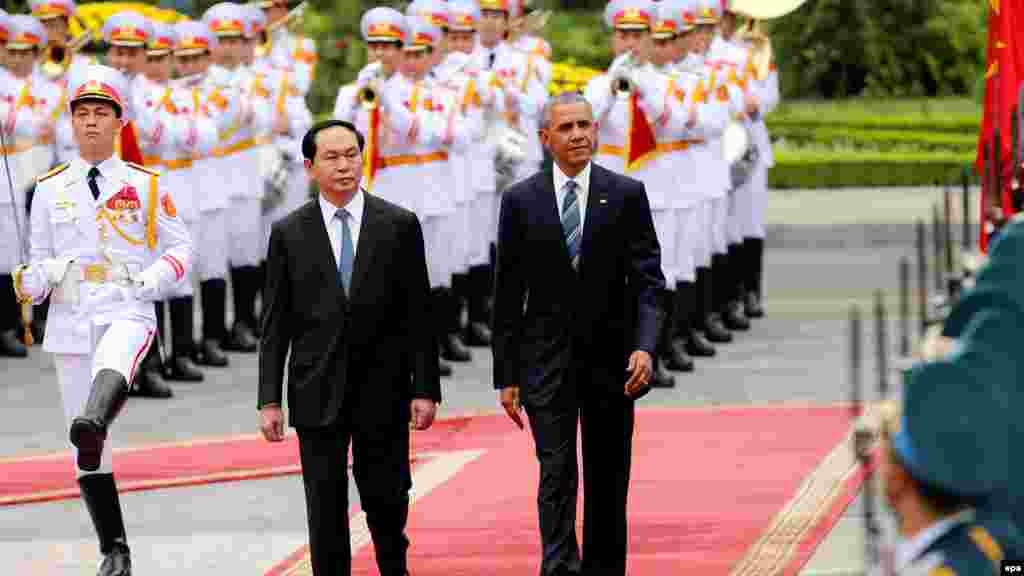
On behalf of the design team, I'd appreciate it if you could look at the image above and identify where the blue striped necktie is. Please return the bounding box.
[561,180,581,270]
[336,208,354,294]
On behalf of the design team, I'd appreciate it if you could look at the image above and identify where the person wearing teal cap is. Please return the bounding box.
[879,351,1021,574]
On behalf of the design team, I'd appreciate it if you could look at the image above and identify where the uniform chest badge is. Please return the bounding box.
[107,184,142,211]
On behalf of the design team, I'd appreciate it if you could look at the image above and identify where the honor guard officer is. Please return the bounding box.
[100,11,175,397]
[583,0,677,387]
[203,1,269,354]
[1,15,54,358]
[445,0,501,349]
[719,1,777,320]
[508,0,553,89]
[259,0,317,97]
[171,20,232,368]
[139,21,209,382]
[13,64,192,576]
[30,0,85,167]
[878,367,1020,574]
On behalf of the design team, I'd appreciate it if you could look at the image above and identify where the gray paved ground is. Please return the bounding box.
[1,187,957,574]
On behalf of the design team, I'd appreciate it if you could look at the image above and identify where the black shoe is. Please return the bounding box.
[0,329,27,357]
[703,313,733,343]
[439,360,453,377]
[70,370,129,472]
[129,368,174,399]
[722,301,751,331]
[663,340,694,372]
[78,473,132,576]
[221,324,258,353]
[166,356,204,382]
[98,545,132,576]
[463,322,492,347]
[441,334,472,363]
[651,363,676,388]
[684,328,716,357]
[193,339,230,367]
[744,291,764,318]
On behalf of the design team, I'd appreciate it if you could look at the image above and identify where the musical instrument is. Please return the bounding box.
[266,0,307,34]
[357,62,386,110]
[39,28,93,81]
[733,19,773,82]
[610,52,646,97]
[727,0,808,19]
[262,143,295,214]
[723,118,758,188]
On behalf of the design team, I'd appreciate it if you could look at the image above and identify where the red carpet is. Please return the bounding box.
[273,405,866,575]
[0,416,475,506]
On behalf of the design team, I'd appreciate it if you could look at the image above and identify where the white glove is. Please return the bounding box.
[14,264,47,301]
[130,268,163,302]
[42,257,75,285]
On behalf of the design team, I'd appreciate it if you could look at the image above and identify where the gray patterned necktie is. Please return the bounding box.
[336,208,354,293]
[561,180,581,270]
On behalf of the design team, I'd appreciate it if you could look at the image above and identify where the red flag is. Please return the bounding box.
[363,107,381,191]
[977,0,1024,250]
[119,121,145,166]
[624,92,657,172]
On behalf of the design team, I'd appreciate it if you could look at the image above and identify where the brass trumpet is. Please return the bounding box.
[39,28,93,81]
[359,84,378,108]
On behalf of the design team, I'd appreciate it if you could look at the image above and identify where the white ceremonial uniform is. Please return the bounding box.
[708,36,752,249]
[268,28,317,97]
[1,74,50,275]
[473,41,547,183]
[433,53,486,276]
[22,156,191,475]
[256,61,313,253]
[664,61,727,283]
[729,35,778,241]
[512,34,553,89]
[584,60,684,285]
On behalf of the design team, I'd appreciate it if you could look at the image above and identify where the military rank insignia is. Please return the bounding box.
[161,193,177,218]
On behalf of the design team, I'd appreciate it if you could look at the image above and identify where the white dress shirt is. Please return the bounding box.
[82,156,123,204]
[553,161,591,234]
[319,189,366,269]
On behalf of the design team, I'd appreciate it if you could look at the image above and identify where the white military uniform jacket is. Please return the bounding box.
[28,156,192,354]
[171,75,223,215]
[268,28,317,97]
[719,35,779,167]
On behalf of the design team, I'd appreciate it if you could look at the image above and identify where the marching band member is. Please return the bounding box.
[260,0,317,97]
[98,11,175,397]
[0,9,9,70]
[137,21,209,382]
[677,0,734,346]
[720,2,777,320]
[203,1,269,354]
[666,0,729,360]
[474,0,547,184]
[705,3,754,333]
[508,0,552,89]
[14,64,192,576]
[408,0,480,362]
[583,0,677,387]
[2,15,57,358]
[172,19,232,368]
[445,0,499,348]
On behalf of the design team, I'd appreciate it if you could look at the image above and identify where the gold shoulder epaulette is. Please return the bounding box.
[36,162,69,184]
[126,162,160,177]
[928,567,955,576]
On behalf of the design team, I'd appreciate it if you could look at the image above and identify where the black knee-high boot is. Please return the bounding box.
[743,237,765,318]
[166,297,203,382]
[720,245,750,331]
[464,265,492,346]
[31,296,48,344]
[697,266,732,343]
[677,281,715,357]
[196,280,230,366]
[437,287,471,362]
[70,369,130,472]
[659,288,692,372]
[78,473,132,575]
[450,272,473,345]
[0,274,27,357]
[223,268,258,353]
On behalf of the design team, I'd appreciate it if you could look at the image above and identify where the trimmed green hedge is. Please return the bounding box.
[770,126,977,152]
[769,150,976,189]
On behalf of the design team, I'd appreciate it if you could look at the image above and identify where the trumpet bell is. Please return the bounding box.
[359,86,378,109]
[727,0,808,19]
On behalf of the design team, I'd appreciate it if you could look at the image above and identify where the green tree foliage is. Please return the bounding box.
[771,0,986,98]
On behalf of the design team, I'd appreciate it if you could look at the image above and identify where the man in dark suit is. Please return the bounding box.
[491,92,666,576]
[258,120,441,576]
